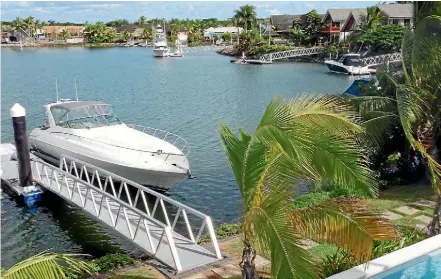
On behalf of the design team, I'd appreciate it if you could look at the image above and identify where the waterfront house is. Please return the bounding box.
[203,26,243,41]
[116,24,151,39]
[321,8,354,42]
[341,8,367,34]
[177,28,188,46]
[1,26,31,44]
[270,14,301,38]
[270,13,324,39]
[376,3,413,27]
[43,26,85,40]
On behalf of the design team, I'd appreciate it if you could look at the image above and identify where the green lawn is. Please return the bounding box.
[107,266,163,279]
[366,184,435,213]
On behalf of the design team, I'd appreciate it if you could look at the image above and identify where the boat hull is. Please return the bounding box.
[324,60,371,75]
[152,49,169,57]
[29,126,190,191]
[31,141,187,191]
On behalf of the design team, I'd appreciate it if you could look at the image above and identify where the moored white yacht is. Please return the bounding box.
[152,25,170,57]
[324,53,372,75]
[29,99,191,191]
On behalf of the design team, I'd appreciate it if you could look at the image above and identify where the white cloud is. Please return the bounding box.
[269,9,282,15]
[304,3,316,9]
[34,7,44,13]
[17,1,29,8]
[256,4,271,8]
[85,4,122,9]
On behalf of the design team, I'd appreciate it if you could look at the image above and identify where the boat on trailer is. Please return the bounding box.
[29,99,191,191]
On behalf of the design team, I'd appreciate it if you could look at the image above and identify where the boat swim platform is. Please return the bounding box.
[0,145,223,273]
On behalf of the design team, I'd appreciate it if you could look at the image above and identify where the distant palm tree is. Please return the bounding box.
[122,30,132,42]
[141,27,153,44]
[138,16,147,25]
[59,29,70,41]
[220,95,397,279]
[349,6,384,46]
[233,4,257,32]
[291,26,306,46]
[2,251,93,279]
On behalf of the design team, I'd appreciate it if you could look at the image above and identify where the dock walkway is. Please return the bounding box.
[1,145,222,273]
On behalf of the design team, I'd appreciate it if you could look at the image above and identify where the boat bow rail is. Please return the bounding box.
[31,155,221,272]
[127,124,190,156]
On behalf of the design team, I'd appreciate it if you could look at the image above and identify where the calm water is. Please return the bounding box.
[1,47,352,267]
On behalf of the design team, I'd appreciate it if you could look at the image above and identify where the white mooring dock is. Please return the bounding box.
[1,104,223,273]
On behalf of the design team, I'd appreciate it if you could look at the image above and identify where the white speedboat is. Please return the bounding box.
[152,25,169,57]
[29,99,191,191]
[325,53,371,75]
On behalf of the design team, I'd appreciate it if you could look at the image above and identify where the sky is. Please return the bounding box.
[1,1,381,23]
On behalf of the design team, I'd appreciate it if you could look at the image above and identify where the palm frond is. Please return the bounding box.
[247,186,318,279]
[3,252,93,279]
[291,198,397,262]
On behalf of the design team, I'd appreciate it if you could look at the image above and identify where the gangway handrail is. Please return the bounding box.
[259,47,324,62]
[360,52,402,66]
[59,154,222,259]
[31,158,183,270]
[126,124,190,156]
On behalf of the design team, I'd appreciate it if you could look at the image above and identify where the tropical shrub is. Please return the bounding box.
[372,227,427,259]
[90,253,135,272]
[358,24,406,52]
[321,249,358,277]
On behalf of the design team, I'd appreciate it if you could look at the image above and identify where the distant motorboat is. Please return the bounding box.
[325,53,372,75]
[153,24,169,57]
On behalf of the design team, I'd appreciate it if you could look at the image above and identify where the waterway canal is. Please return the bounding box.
[1,47,354,267]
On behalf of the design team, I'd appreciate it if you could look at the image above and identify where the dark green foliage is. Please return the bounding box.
[65,254,135,279]
[91,253,135,272]
[293,188,368,209]
[321,249,358,278]
[358,25,406,52]
[199,223,242,243]
[372,227,427,258]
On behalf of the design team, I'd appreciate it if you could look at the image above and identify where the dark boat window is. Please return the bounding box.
[342,56,364,67]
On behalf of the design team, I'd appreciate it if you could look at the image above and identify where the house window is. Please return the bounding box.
[392,19,399,25]
[404,19,411,26]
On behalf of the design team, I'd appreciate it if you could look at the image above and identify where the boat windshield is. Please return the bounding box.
[51,104,122,129]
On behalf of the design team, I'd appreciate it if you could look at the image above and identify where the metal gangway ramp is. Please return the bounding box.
[360,52,402,66]
[31,155,222,272]
[259,47,324,62]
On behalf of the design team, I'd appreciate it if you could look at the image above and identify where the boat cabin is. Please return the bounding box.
[337,54,364,67]
[45,100,122,129]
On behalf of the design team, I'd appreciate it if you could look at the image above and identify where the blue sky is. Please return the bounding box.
[1,1,381,23]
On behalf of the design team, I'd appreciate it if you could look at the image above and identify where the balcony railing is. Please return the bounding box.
[321,26,341,33]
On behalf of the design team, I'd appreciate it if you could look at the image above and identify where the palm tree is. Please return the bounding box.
[349,16,441,236]
[233,4,257,32]
[23,16,36,38]
[2,251,93,279]
[349,6,384,47]
[59,29,70,41]
[138,16,147,25]
[11,17,24,30]
[219,95,397,279]
[291,26,305,46]
[141,27,153,44]
[122,30,132,42]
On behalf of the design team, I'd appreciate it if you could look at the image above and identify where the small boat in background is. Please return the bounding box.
[230,52,248,64]
[169,43,183,57]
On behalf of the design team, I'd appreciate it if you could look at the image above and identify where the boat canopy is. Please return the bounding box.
[49,101,122,129]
